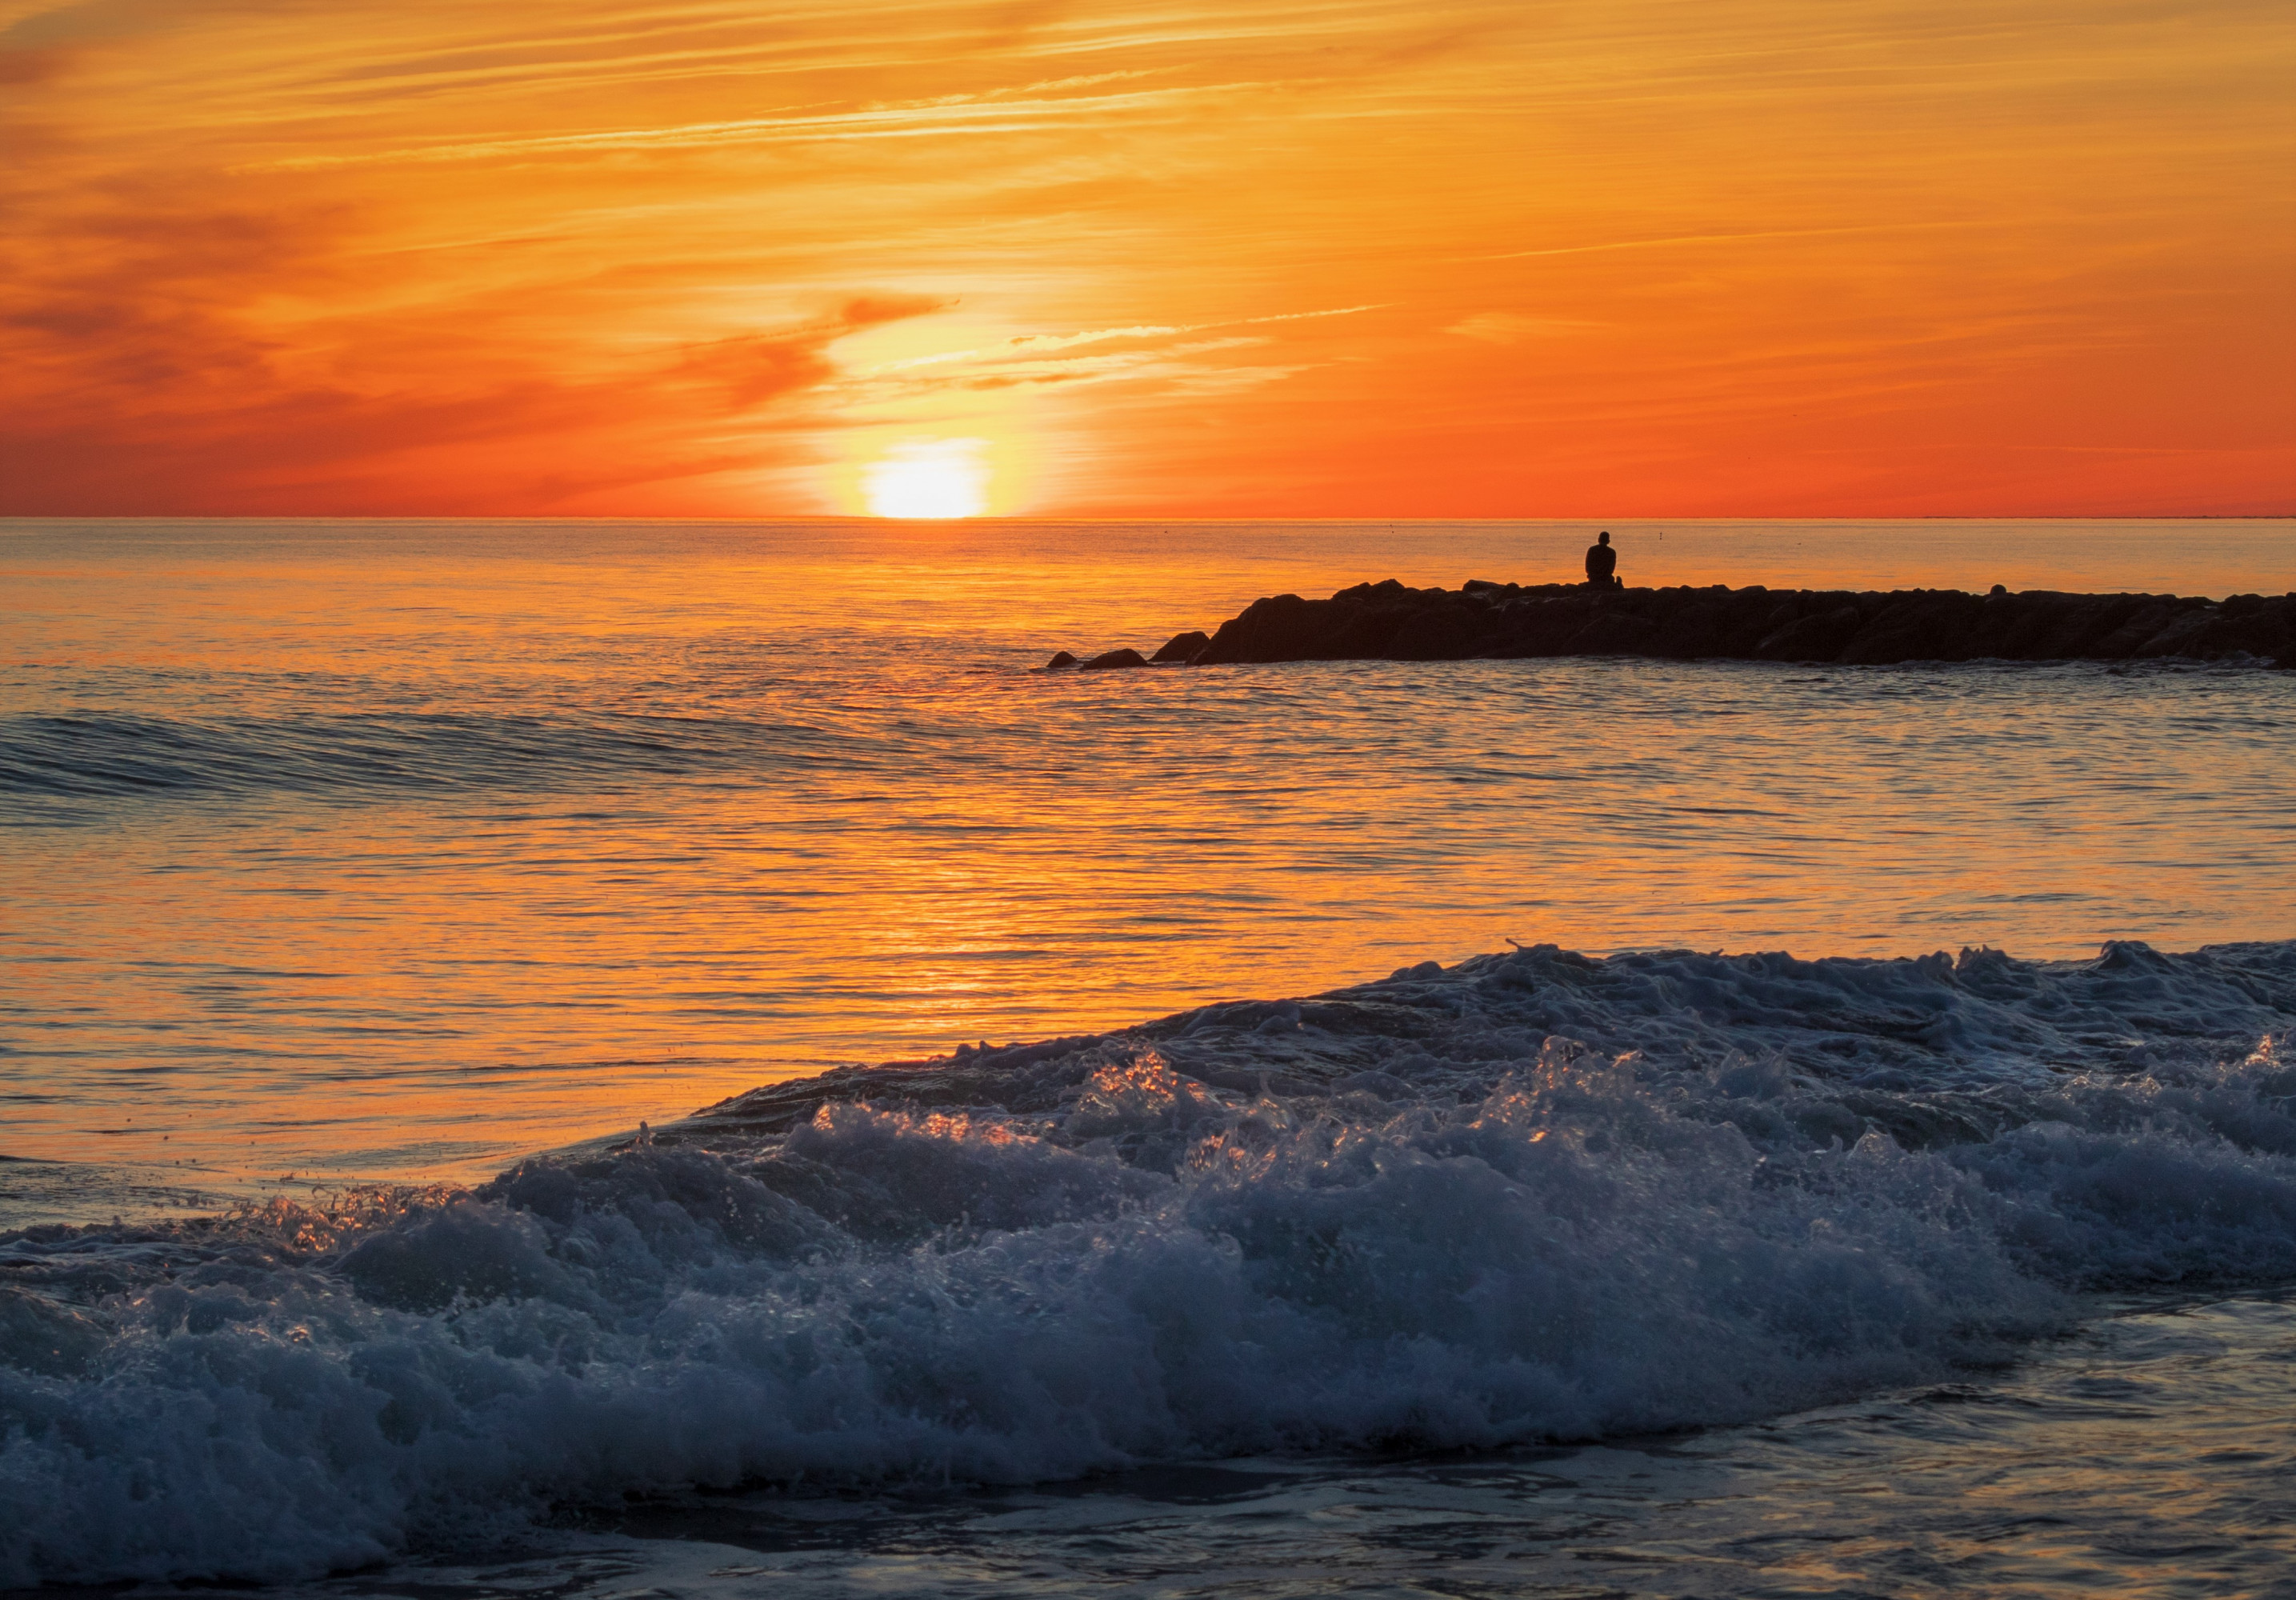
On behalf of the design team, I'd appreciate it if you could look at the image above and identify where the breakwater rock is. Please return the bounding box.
[1050,581,2295,670]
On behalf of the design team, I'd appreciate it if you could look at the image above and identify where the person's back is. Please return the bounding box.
[1585,531,1618,587]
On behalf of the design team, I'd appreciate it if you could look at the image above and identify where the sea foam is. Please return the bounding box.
[5,940,2294,1584]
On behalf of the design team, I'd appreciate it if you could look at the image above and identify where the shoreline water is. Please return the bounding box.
[6,935,2295,1586]
[297,1288,2296,1599]
[6,520,2294,1591]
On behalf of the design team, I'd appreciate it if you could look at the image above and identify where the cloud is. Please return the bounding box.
[929,334,1266,391]
[678,294,951,408]
[1446,312,1596,343]
[6,0,2288,516]
[878,67,1170,110]
[869,304,1380,374]
[1473,222,1986,263]
[232,79,1287,172]
[987,308,1370,358]
[829,303,1394,407]
[0,181,955,513]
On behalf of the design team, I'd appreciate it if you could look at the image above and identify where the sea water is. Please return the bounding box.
[2,518,2294,1593]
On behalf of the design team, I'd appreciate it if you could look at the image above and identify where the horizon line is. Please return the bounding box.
[5,513,2292,525]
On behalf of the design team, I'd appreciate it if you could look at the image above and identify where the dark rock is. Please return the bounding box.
[1566,609,1662,656]
[1720,591,1799,653]
[1993,594,2077,659]
[2134,608,2216,658]
[1070,582,2292,673]
[1842,591,1986,663]
[1151,630,1211,664]
[1646,597,1726,660]
[2194,601,2296,665]
[2026,594,2129,658]
[1078,647,1148,672]
[1386,599,1494,660]
[1754,605,1862,662]
[1045,650,1078,670]
[1198,593,1334,664]
[2093,599,2176,657]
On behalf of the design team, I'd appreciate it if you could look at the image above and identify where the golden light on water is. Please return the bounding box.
[861,439,991,519]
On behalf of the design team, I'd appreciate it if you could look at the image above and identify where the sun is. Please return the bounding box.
[862,438,989,518]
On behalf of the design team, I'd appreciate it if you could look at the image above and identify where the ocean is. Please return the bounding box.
[4,518,2294,1594]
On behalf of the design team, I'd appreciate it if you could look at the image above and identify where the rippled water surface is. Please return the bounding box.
[2,518,2290,1202]
[6,518,2296,1597]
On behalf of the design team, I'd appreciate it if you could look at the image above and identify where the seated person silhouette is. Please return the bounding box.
[1584,530,1619,589]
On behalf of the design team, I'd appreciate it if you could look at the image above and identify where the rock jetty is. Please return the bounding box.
[1045,581,2294,670]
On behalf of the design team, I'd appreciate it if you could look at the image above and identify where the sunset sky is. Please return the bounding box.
[2,0,2290,518]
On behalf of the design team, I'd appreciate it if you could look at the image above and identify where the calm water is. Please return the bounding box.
[2,518,2289,1201]
[4,518,2296,1595]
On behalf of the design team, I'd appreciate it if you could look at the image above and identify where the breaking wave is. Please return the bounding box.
[5,938,2295,1584]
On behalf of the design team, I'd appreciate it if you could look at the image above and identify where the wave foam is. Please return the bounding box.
[5,940,2294,1584]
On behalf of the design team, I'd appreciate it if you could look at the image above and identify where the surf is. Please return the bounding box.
[6,938,2294,1585]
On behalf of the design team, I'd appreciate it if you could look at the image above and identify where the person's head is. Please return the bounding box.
[1598,531,1610,546]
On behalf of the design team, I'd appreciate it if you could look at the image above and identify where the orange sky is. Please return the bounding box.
[2,0,2290,517]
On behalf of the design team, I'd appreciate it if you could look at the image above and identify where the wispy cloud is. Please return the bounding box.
[234,79,1286,171]
[875,67,1171,109]
[865,304,1384,375]
[6,0,2288,516]
[1474,222,1992,262]
[1446,312,1596,342]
